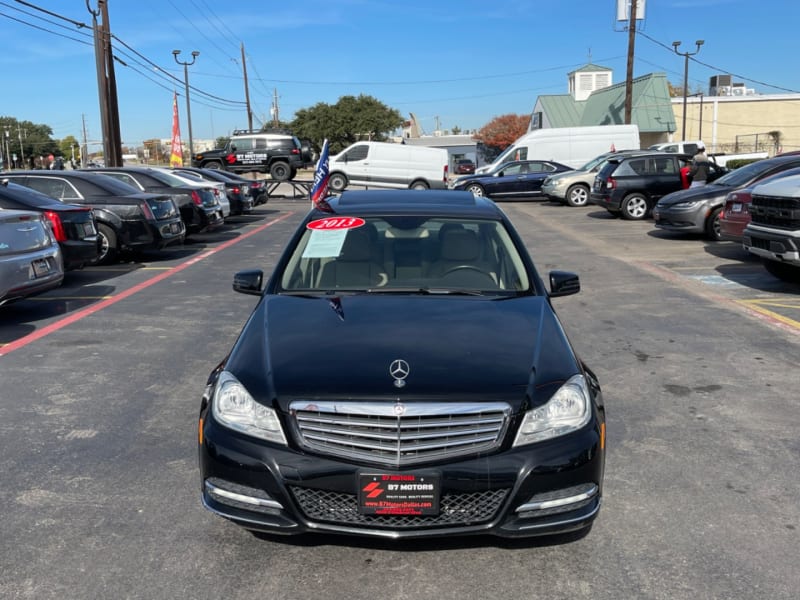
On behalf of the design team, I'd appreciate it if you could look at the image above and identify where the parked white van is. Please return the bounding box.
[476,125,640,174]
[328,142,449,191]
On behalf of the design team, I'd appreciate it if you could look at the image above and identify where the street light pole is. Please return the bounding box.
[672,40,704,141]
[173,49,199,158]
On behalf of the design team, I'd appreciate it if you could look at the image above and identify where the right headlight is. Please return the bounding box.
[513,374,591,447]
[211,371,287,445]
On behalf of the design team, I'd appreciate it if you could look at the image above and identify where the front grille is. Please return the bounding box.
[750,194,800,229]
[289,401,511,467]
[290,486,508,528]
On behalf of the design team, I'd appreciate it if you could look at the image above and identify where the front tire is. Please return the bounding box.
[95,223,118,265]
[269,162,291,181]
[205,160,223,170]
[621,193,649,220]
[762,259,800,283]
[410,180,429,190]
[466,183,485,197]
[565,184,590,207]
[328,172,348,192]
[705,207,722,241]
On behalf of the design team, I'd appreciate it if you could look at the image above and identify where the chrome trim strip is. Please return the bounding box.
[515,484,598,513]
[205,480,283,510]
[516,485,599,513]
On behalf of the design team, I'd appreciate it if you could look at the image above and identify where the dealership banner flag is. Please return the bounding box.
[309,138,330,207]
[170,92,183,167]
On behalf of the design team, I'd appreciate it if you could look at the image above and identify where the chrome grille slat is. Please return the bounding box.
[290,401,511,467]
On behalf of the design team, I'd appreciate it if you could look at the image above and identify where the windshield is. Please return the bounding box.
[712,160,776,187]
[279,216,531,294]
[578,154,609,172]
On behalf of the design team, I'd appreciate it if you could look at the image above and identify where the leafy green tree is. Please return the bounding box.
[0,117,60,167]
[291,95,404,153]
[59,135,81,164]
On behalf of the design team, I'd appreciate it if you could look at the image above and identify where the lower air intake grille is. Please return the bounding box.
[290,486,508,528]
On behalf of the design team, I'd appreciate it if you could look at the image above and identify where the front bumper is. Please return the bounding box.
[743,226,800,264]
[652,206,706,234]
[199,412,605,539]
[542,182,566,201]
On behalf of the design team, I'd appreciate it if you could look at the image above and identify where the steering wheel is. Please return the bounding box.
[444,265,491,277]
[442,265,496,286]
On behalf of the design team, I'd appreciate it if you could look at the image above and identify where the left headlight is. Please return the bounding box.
[671,200,702,210]
[513,374,592,447]
[211,371,287,445]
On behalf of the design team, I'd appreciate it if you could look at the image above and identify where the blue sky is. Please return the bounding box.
[1,0,798,148]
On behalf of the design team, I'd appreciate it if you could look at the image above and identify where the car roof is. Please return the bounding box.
[315,190,505,219]
[606,151,691,163]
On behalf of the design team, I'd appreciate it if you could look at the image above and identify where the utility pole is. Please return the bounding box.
[100,0,122,166]
[241,43,253,131]
[82,114,89,168]
[673,40,704,140]
[173,49,200,156]
[623,0,638,124]
[17,124,26,167]
[272,89,280,128]
[87,1,122,167]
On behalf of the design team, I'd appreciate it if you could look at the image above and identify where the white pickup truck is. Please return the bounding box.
[648,140,768,168]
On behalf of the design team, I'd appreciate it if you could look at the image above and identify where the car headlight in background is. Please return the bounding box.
[211,371,287,445]
[671,200,703,210]
[513,374,591,446]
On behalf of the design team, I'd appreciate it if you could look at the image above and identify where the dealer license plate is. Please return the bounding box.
[358,473,440,516]
[30,258,50,278]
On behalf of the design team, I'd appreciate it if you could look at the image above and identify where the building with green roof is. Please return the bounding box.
[531,64,677,148]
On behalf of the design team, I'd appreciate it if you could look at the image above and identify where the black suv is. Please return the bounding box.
[3,171,185,264]
[590,152,726,220]
[191,131,309,181]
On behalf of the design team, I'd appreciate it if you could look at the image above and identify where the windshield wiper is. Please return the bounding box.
[366,287,485,296]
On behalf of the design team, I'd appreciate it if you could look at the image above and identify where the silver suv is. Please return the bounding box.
[542,150,638,207]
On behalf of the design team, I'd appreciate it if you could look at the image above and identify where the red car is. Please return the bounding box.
[719,165,800,242]
[455,159,476,174]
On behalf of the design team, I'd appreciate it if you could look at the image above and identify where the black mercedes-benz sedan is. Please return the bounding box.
[198,189,605,540]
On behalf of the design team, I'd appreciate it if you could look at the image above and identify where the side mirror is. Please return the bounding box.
[549,270,580,297]
[233,269,264,295]
[230,145,237,152]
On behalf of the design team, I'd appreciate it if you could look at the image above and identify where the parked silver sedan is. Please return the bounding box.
[0,209,64,306]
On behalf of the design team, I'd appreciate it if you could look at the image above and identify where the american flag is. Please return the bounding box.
[310,139,330,207]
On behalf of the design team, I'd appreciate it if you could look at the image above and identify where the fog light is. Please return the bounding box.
[516,483,598,517]
[205,478,283,512]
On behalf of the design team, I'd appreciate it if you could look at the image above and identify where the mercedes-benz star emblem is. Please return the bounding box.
[389,359,410,388]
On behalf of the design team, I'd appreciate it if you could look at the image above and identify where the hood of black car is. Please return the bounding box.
[658,184,727,206]
[225,294,580,408]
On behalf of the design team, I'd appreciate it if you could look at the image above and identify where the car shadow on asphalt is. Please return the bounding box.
[585,210,620,220]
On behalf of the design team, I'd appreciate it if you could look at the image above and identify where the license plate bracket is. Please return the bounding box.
[358,473,440,516]
[31,258,50,278]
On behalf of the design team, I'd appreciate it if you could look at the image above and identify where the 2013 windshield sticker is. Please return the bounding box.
[302,217,366,258]
[306,217,365,231]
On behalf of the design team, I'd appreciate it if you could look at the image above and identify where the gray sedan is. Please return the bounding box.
[653,154,800,240]
[0,209,64,306]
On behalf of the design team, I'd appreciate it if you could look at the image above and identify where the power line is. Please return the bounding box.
[635,29,800,94]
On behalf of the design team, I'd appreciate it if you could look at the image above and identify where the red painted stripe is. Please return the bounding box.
[0,212,295,357]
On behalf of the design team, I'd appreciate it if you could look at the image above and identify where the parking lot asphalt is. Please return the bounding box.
[1,193,799,600]
[511,201,800,335]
